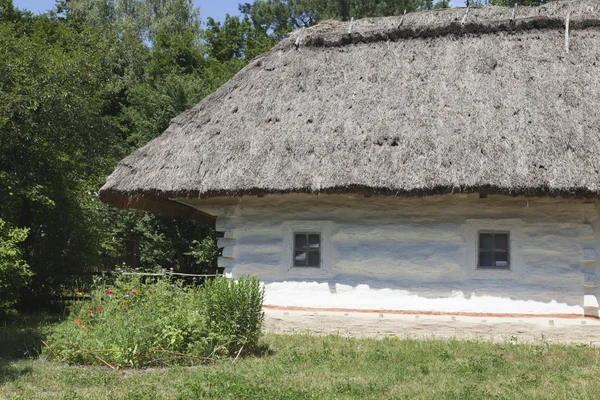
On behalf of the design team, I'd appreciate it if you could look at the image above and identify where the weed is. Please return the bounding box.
[43,275,264,368]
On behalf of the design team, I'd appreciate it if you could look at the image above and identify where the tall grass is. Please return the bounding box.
[43,275,264,368]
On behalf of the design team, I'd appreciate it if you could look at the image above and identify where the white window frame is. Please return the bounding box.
[282,221,335,279]
[464,219,524,279]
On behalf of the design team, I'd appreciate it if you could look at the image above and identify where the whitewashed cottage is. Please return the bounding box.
[101,0,600,321]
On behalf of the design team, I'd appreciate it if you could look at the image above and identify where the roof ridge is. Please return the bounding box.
[279,0,600,49]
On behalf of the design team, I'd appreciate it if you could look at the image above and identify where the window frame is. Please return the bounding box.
[293,232,322,268]
[281,220,335,279]
[477,231,510,270]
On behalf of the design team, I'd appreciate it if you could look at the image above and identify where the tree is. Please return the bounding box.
[61,0,225,275]
[433,0,451,9]
[0,0,17,20]
[0,9,124,302]
[239,0,435,38]
[204,14,277,63]
[61,0,200,43]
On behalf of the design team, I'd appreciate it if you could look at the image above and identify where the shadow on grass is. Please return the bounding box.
[0,314,58,368]
[0,313,58,382]
[0,360,34,384]
[0,314,56,358]
[244,342,275,358]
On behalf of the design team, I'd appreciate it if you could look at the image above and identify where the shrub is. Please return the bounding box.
[0,218,31,316]
[204,275,265,352]
[44,274,264,368]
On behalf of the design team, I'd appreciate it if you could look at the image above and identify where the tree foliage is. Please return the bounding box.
[0,218,31,315]
[0,11,122,302]
[62,0,200,42]
[239,0,449,39]
[205,14,277,62]
[0,1,226,306]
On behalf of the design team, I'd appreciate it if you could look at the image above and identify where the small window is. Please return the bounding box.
[478,232,510,269]
[294,233,321,267]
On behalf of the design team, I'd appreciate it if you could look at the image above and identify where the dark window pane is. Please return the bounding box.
[308,234,320,249]
[478,232,510,269]
[294,251,306,266]
[480,234,493,250]
[295,234,307,249]
[479,251,493,267]
[495,234,508,250]
[307,251,320,266]
[495,251,508,262]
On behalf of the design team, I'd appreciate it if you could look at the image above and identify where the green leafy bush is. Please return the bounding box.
[203,275,265,352]
[0,218,31,315]
[44,274,264,368]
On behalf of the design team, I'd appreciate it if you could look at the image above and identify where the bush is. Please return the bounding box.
[0,218,31,316]
[44,274,264,368]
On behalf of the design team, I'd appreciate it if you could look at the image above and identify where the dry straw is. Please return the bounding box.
[100,0,600,218]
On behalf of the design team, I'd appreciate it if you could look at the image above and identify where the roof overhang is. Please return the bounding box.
[99,190,216,225]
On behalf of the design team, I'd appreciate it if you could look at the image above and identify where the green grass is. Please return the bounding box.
[2,315,600,399]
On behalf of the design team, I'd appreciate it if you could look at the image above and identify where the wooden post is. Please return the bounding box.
[348,17,354,34]
[398,9,407,28]
[462,6,470,26]
[294,27,306,50]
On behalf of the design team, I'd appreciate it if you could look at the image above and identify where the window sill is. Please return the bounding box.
[470,268,512,279]
[283,266,332,280]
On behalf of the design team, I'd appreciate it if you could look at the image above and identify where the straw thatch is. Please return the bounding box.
[100,0,600,218]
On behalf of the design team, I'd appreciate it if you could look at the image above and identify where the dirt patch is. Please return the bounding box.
[264,309,600,345]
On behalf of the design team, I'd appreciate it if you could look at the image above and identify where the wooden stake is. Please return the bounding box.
[232,345,245,365]
[58,342,116,370]
[348,17,354,34]
[565,12,570,54]
[512,3,517,20]
[40,339,57,358]
[397,9,407,28]
[461,6,470,26]
[294,27,306,50]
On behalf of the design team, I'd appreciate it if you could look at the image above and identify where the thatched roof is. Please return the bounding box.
[100,0,600,219]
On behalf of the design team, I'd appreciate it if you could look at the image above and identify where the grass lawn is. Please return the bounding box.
[2,315,600,399]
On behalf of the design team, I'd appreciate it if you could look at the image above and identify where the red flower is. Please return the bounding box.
[97,307,103,312]
[120,303,125,309]
[107,289,113,295]
[75,319,83,323]
[88,308,93,313]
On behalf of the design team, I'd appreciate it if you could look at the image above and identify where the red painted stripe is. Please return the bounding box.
[263,304,599,320]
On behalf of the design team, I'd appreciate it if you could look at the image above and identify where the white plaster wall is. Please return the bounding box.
[178,194,599,316]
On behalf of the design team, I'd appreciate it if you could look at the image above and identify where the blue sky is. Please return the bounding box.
[13,0,465,21]
[13,0,246,21]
